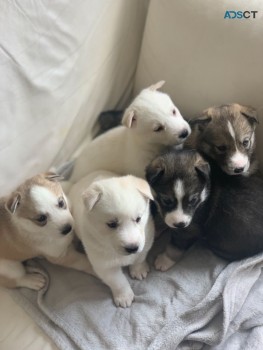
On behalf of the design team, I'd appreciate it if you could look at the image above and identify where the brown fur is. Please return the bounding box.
[186,103,258,175]
[0,173,93,290]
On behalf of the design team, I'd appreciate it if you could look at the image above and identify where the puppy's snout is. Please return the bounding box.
[234,167,244,174]
[61,224,72,235]
[124,245,139,254]
[179,129,189,139]
[173,222,186,228]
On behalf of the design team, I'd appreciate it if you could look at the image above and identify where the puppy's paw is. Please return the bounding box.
[20,273,46,290]
[129,261,150,280]
[113,289,134,308]
[154,253,175,272]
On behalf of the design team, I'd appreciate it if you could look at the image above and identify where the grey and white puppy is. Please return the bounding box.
[186,103,258,176]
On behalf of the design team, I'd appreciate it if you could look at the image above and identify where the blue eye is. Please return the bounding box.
[243,139,250,148]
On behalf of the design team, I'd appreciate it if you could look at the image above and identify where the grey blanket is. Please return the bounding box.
[10,238,263,350]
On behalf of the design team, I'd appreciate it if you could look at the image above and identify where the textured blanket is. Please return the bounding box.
[10,237,263,350]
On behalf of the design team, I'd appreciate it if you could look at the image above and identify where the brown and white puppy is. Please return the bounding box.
[186,104,258,176]
[0,173,93,290]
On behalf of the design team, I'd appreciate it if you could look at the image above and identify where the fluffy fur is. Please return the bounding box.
[0,173,93,290]
[69,171,155,308]
[146,149,263,270]
[186,103,258,176]
[146,150,210,271]
[68,81,191,185]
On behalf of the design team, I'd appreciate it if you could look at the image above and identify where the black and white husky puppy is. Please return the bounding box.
[146,150,263,270]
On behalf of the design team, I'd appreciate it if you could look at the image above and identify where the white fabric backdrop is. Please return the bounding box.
[0,0,149,196]
[135,0,263,168]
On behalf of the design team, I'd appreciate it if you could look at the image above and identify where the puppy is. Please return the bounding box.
[186,103,258,176]
[146,150,210,271]
[0,173,93,290]
[69,81,191,185]
[146,150,263,268]
[69,172,154,308]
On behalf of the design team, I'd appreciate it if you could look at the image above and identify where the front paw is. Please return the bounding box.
[154,253,175,272]
[113,289,134,308]
[129,261,150,280]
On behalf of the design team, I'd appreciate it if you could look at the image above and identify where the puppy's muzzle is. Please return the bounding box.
[179,129,189,139]
[61,224,72,235]
[124,245,139,254]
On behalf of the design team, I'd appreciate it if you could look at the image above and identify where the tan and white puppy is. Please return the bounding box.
[67,81,191,187]
[0,173,93,290]
[186,104,258,176]
[69,171,155,308]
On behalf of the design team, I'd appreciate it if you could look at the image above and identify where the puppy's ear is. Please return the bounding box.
[45,172,64,182]
[194,156,210,181]
[241,106,259,126]
[148,80,165,91]
[82,186,102,211]
[133,177,153,201]
[145,158,165,185]
[5,193,21,214]
[122,109,136,128]
[189,110,212,132]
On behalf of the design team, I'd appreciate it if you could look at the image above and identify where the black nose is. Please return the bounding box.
[179,129,189,139]
[125,245,139,254]
[173,222,186,228]
[61,224,72,235]
[234,167,244,174]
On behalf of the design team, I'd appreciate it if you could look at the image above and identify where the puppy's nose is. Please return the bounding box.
[179,129,189,139]
[173,222,186,228]
[61,224,72,235]
[125,245,139,254]
[234,167,244,174]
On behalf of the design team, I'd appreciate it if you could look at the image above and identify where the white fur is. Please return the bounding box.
[200,187,208,203]
[227,121,236,140]
[164,180,191,228]
[69,171,155,308]
[229,151,249,171]
[69,84,191,186]
[0,176,93,290]
[30,186,73,237]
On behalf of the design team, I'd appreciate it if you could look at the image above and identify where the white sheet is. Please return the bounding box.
[0,0,149,196]
[0,287,57,350]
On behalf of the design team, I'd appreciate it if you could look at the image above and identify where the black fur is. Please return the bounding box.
[146,149,263,261]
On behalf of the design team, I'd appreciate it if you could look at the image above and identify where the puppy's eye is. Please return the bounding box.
[153,125,164,132]
[160,197,174,207]
[135,216,141,223]
[172,109,176,116]
[107,221,119,229]
[36,214,47,226]
[188,195,198,207]
[215,145,227,153]
[242,139,250,148]
[58,197,66,209]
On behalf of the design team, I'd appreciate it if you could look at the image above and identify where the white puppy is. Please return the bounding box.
[69,171,155,308]
[69,81,191,185]
[0,173,93,290]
